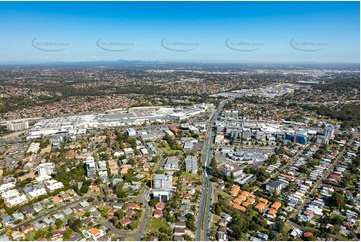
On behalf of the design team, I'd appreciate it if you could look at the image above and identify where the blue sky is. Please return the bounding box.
[0,1,359,63]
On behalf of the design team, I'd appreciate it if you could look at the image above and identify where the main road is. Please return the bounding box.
[195,99,228,241]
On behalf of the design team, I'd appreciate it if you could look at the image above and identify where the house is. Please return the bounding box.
[218,226,227,233]
[33,203,43,213]
[169,125,179,135]
[127,203,140,210]
[255,203,267,213]
[242,202,251,208]
[184,193,192,200]
[92,200,102,208]
[181,199,190,205]
[265,180,284,195]
[63,207,73,216]
[120,218,131,227]
[97,235,109,241]
[89,185,100,192]
[183,141,194,150]
[13,212,24,221]
[22,206,34,216]
[303,231,314,238]
[233,195,246,204]
[51,229,66,240]
[2,215,13,225]
[11,231,25,241]
[53,213,64,220]
[104,187,113,195]
[217,231,227,241]
[71,205,82,212]
[147,235,158,241]
[245,197,256,205]
[33,221,46,230]
[83,218,93,227]
[46,202,55,209]
[230,185,240,196]
[123,148,134,156]
[267,209,278,216]
[173,235,184,241]
[23,224,34,234]
[153,209,163,218]
[79,201,89,208]
[271,201,281,210]
[53,196,63,204]
[107,210,116,218]
[180,210,189,217]
[256,231,269,241]
[156,202,165,210]
[175,222,186,228]
[113,203,123,210]
[22,187,32,194]
[143,163,151,171]
[125,210,136,218]
[62,194,71,201]
[89,228,104,240]
[43,217,55,225]
[231,203,246,212]
[173,227,185,236]
[68,233,82,241]
[91,210,101,219]
[258,197,269,204]
[290,228,303,237]
[240,190,250,198]
[177,216,187,222]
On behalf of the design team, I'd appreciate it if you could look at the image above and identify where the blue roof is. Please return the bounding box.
[23,187,33,194]
[2,215,12,223]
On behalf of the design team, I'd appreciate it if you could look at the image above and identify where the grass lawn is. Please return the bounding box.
[213,188,232,203]
[40,144,52,154]
[284,223,292,234]
[155,141,177,154]
[211,213,220,224]
[330,213,346,219]
[25,231,37,240]
[164,149,182,156]
[125,236,135,241]
[145,217,170,234]
[181,173,200,181]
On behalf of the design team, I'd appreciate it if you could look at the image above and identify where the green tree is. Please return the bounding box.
[215,204,223,216]
[183,234,192,241]
[117,210,124,219]
[55,219,63,228]
[63,230,72,240]
[148,198,158,208]
[328,192,345,209]
[69,218,82,232]
[80,184,89,194]
[123,173,134,183]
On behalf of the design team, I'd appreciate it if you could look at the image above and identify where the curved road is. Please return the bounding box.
[102,186,151,240]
